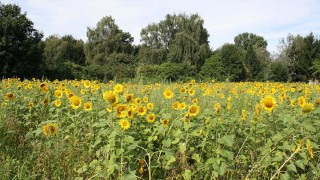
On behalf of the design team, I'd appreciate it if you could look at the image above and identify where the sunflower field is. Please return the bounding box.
[0,78,320,179]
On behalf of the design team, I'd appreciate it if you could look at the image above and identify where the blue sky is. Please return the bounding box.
[2,0,320,53]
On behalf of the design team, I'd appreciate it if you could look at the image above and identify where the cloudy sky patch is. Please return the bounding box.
[2,0,320,53]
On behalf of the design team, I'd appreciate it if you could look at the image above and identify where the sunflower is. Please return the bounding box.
[119,119,130,130]
[163,88,174,99]
[241,109,247,121]
[126,94,134,103]
[172,101,180,110]
[135,97,142,104]
[103,91,118,105]
[260,95,277,113]
[43,123,59,137]
[136,106,147,116]
[42,98,50,106]
[187,104,200,117]
[83,102,93,111]
[70,96,82,109]
[5,92,15,101]
[297,96,306,107]
[214,102,221,112]
[115,104,128,117]
[114,84,123,93]
[83,80,91,88]
[162,119,170,126]
[315,98,320,105]
[179,102,187,110]
[54,99,62,107]
[146,102,154,110]
[146,113,156,123]
[188,89,195,96]
[127,108,134,119]
[302,102,314,113]
[180,87,187,94]
[54,89,63,98]
[143,96,148,103]
[28,101,34,109]
[306,139,314,158]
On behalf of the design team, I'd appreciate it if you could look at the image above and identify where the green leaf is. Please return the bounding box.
[301,123,316,132]
[172,138,180,144]
[221,150,234,160]
[162,139,171,147]
[191,153,201,163]
[280,172,290,180]
[286,163,297,173]
[217,135,235,147]
[123,170,137,180]
[182,169,192,180]
[76,163,88,174]
[124,136,135,143]
[179,143,187,153]
[295,160,305,170]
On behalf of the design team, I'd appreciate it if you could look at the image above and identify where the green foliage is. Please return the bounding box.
[43,35,85,80]
[140,13,211,72]
[280,33,320,81]
[200,44,245,81]
[0,3,43,78]
[266,60,290,82]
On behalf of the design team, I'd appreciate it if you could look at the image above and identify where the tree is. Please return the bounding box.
[200,44,245,81]
[140,13,211,72]
[0,2,43,78]
[234,32,270,81]
[279,33,320,81]
[84,16,135,80]
[43,35,85,79]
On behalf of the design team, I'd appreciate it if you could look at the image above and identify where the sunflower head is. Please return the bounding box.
[83,102,93,111]
[119,119,130,130]
[146,113,156,123]
[162,119,170,126]
[302,102,314,113]
[188,104,200,117]
[43,123,59,137]
[103,91,118,105]
[163,88,174,99]
[70,96,82,109]
[260,95,277,113]
[298,96,306,107]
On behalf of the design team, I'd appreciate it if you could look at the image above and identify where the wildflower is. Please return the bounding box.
[306,139,314,158]
[136,106,147,116]
[298,96,306,107]
[180,87,187,94]
[83,80,91,88]
[146,113,156,123]
[143,96,148,103]
[179,102,187,110]
[4,92,14,101]
[162,119,170,126]
[172,101,180,110]
[146,102,154,110]
[135,97,142,104]
[26,101,34,109]
[126,94,134,103]
[54,99,62,107]
[114,84,123,93]
[54,90,63,98]
[188,89,195,96]
[70,96,82,109]
[302,102,314,113]
[163,88,174,99]
[214,102,221,113]
[241,109,247,121]
[261,95,277,113]
[43,123,59,137]
[119,119,130,130]
[187,104,200,117]
[83,102,92,111]
[103,91,118,105]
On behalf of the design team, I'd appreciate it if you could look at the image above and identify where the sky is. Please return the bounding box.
[2,0,320,53]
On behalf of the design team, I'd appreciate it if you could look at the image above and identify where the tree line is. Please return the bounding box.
[1,2,320,82]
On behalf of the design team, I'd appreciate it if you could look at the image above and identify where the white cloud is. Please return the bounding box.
[2,0,320,53]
